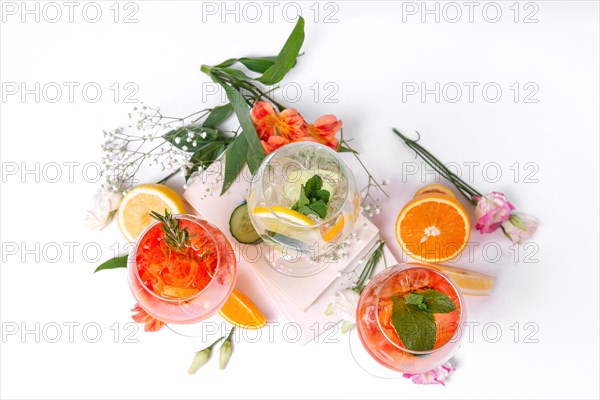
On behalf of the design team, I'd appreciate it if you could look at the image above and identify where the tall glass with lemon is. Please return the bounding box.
[247,142,359,276]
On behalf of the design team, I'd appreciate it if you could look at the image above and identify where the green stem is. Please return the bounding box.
[392,128,482,204]
[156,168,181,185]
[354,240,386,294]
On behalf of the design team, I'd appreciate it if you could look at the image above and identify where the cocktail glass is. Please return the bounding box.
[247,142,360,276]
[356,263,465,373]
[127,214,236,324]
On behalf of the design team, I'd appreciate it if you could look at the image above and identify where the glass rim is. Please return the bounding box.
[255,141,354,228]
[374,264,464,355]
[130,214,221,303]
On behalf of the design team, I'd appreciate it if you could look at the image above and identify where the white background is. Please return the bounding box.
[1,1,599,399]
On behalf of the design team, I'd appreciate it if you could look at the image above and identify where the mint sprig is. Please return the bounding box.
[390,289,457,352]
[291,175,330,219]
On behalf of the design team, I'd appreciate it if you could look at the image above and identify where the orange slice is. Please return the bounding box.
[219,288,267,330]
[321,214,345,242]
[395,193,470,262]
[414,183,456,199]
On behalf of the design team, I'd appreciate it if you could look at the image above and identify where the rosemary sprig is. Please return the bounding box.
[149,209,191,252]
[353,239,386,294]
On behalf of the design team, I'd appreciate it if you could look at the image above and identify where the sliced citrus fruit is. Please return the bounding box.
[117,184,186,242]
[414,183,456,199]
[395,194,470,263]
[321,214,345,242]
[414,262,495,296]
[219,288,267,329]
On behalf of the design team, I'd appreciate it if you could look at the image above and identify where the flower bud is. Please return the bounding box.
[187,348,212,375]
[219,339,233,370]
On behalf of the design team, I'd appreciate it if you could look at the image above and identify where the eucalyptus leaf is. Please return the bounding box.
[238,56,277,73]
[186,141,226,181]
[163,126,223,153]
[94,255,128,273]
[221,134,248,194]
[219,82,265,173]
[258,17,305,85]
[203,104,233,128]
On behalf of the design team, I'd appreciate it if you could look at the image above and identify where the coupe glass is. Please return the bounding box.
[247,142,360,276]
[356,263,465,373]
[127,215,236,324]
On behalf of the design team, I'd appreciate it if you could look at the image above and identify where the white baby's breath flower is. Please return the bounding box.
[84,191,123,230]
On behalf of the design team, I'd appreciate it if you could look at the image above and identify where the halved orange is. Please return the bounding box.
[395,192,470,263]
[414,183,456,199]
[219,288,267,330]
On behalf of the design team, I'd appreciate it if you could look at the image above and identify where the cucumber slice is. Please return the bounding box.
[229,203,262,244]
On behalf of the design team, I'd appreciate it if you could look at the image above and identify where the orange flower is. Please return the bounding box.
[304,115,342,150]
[131,303,165,332]
[261,135,290,154]
[275,108,305,141]
[250,101,278,140]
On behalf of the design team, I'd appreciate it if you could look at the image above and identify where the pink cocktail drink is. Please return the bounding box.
[356,264,464,373]
[127,215,236,324]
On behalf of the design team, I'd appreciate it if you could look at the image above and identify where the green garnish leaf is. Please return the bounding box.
[298,205,319,218]
[406,292,424,305]
[94,255,128,273]
[203,104,233,128]
[390,289,457,352]
[420,289,457,314]
[258,17,305,85]
[292,184,310,211]
[391,296,437,352]
[304,174,323,199]
[307,199,328,219]
[315,189,330,203]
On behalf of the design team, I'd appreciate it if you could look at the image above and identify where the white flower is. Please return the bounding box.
[501,212,538,244]
[402,361,455,386]
[325,289,360,332]
[84,191,122,230]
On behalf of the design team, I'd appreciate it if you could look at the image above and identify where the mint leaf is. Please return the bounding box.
[315,189,330,203]
[292,184,310,211]
[406,292,424,305]
[304,175,323,199]
[308,199,328,219]
[391,296,436,351]
[298,205,319,218]
[420,289,456,314]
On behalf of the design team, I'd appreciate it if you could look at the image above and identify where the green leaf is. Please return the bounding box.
[219,81,265,173]
[218,67,255,81]
[163,126,223,153]
[338,144,358,154]
[186,141,225,181]
[420,289,457,314]
[238,56,277,73]
[315,189,330,204]
[391,296,437,352]
[298,205,319,218]
[406,292,424,305]
[203,104,233,128]
[221,134,248,195]
[304,174,323,199]
[292,184,310,211]
[94,255,128,273]
[307,199,328,218]
[257,17,305,85]
[215,58,237,68]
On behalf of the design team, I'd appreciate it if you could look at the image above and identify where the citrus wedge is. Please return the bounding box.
[219,288,267,330]
[117,184,186,242]
[395,193,470,263]
[321,214,345,242]
[414,262,495,296]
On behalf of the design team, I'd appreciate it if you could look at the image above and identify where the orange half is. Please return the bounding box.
[395,194,470,263]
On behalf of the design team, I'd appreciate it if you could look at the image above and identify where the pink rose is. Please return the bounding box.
[402,361,455,386]
[501,213,538,244]
[473,192,515,234]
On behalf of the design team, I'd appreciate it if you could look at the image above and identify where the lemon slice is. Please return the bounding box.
[252,206,318,246]
[117,184,186,242]
[415,262,495,296]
